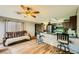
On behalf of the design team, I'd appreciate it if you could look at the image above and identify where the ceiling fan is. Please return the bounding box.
[16,5,40,18]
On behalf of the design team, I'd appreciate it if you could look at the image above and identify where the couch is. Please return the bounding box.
[3,31,31,46]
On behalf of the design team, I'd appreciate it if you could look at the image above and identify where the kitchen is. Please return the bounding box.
[36,15,79,53]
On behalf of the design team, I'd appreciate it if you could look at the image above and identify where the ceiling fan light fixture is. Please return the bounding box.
[16,5,40,18]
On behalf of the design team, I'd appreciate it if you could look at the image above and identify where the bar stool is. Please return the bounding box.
[57,33,70,52]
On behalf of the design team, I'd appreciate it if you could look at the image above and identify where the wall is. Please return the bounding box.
[77,8,79,37]
[0,16,35,44]
[0,21,5,43]
[24,22,35,37]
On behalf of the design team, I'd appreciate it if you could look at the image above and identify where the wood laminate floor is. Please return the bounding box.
[0,39,71,54]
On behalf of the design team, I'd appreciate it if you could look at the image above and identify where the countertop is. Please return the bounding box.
[45,32,79,39]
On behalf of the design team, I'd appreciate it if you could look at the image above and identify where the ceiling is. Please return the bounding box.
[0,5,79,23]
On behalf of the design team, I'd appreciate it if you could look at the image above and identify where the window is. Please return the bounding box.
[6,21,24,32]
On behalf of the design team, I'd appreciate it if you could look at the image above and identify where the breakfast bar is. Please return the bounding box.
[41,33,79,53]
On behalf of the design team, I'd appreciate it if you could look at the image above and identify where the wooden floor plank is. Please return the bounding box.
[0,39,71,54]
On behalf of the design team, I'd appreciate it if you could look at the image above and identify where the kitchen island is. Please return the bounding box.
[41,33,79,54]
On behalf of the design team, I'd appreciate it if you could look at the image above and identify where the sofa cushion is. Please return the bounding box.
[5,35,30,46]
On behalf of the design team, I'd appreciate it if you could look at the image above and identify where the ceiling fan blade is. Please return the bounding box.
[20,5,26,10]
[27,7,32,11]
[20,5,32,11]
[33,11,40,14]
[16,12,25,14]
[31,15,36,18]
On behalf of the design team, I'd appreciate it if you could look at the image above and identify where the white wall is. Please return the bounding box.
[77,8,79,37]
[0,21,5,43]
[24,22,35,37]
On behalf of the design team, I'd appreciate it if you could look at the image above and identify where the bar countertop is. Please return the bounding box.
[41,32,79,53]
[46,32,79,39]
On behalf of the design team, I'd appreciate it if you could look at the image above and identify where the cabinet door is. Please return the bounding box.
[70,16,77,29]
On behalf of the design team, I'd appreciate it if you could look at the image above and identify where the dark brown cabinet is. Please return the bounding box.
[70,16,77,30]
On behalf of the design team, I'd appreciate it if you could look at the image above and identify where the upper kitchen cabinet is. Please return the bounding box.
[70,16,77,30]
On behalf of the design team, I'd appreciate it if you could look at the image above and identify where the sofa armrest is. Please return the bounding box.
[25,33,31,39]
